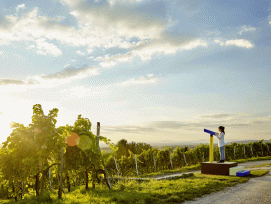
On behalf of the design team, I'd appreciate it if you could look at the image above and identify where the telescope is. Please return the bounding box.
[203,129,216,163]
[204,129,216,136]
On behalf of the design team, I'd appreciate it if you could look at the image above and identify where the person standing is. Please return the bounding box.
[215,126,225,163]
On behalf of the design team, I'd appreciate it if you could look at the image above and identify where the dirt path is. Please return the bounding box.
[182,160,271,204]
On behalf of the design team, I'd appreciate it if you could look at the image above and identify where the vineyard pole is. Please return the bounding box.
[49,168,52,191]
[244,145,246,157]
[250,145,253,157]
[114,157,119,182]
[202,153,204,162]
[97,122,111,189]
[153,152,157,172]
[234,146,235,160]
[169,151,173,170]
[135,154,139,177]
[21,181,24,198]
[183,152,187,167]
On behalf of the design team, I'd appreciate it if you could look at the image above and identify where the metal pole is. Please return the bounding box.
[209,135,213,163]
[183,152,187,166]
[97,122,111,189]
[60,146,63,199]
[114,157,119,181]
[49,168,52,191]
[153,152,157,172]
[169,151,173,170]
[21,181,24,197]
[135,154,139,176]
[234,146,235,159]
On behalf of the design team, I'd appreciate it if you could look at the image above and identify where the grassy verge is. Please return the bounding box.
[4,170,269,204]
[249,162,271,168]
[138,164,201,178]
[138,156,271,179]
[229,156,271,164]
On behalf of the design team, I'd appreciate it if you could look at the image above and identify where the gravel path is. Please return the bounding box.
[182,160,271,204]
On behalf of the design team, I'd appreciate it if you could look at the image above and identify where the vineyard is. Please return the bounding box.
[0,104,270,202]
[105,140,271,177]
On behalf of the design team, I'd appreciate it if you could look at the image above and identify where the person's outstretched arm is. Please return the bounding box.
[215,132,224,140]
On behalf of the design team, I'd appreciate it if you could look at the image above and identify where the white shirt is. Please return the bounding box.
[215,132,225,147]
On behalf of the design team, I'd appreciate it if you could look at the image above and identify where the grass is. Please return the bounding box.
[137,156,271,179]
[229,155,271,164]
[249,162,271,168]
[2,170,269,204]
[138,164,201,178]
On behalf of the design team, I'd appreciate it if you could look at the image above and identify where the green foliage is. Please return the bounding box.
[106,140,271,178]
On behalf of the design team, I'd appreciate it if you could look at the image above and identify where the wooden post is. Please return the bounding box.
[21,181,24,198]
[59,146,63,199]
[49,168,52,191]
[244,145,246,157]
[209,135,213,163]
[135,154,139,176]
[183,152,187,166]
[250,145,253,157]
[169,151,173,170]
[202,153,204,162]
[153,152,157,172]
[97,122,111,189]
[234,146,235,159]
[114,157,119,181]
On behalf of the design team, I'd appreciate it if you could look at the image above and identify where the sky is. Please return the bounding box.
[0,0,271,146]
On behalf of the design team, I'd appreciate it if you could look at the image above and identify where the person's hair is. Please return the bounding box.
[218,126,225,133]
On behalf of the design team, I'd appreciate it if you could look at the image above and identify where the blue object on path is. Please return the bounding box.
[204,129,216,136]
[236,170,250,176]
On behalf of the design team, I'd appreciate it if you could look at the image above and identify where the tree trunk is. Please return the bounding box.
[92,171,95,189]
[12,180,17,201]
[35,174,39,196]
[85,170,88,190]
[40,172,46,194]
[66,173,70,192]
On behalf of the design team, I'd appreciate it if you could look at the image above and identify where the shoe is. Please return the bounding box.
[217,160,222,163]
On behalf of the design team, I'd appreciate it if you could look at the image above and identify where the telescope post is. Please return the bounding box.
[209,134,213,163]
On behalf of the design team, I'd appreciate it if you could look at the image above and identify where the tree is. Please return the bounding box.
[0,104,62,198]
[115,139,129,159]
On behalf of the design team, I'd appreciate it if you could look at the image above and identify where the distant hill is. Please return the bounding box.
[150,139,271,150]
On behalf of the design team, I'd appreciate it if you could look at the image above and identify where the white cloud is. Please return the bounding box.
[214,39,253,49]
[99,38,207,68]
[108,0,144,6]
[76,50,85,55]
[119,74,160,86]
[16,4,26,13]
[0,51,3,55]
[35,38,62,57]
[71,59,76,62]
[0,66,101,91]
[238,25,256,35]
[87,48,93,53]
